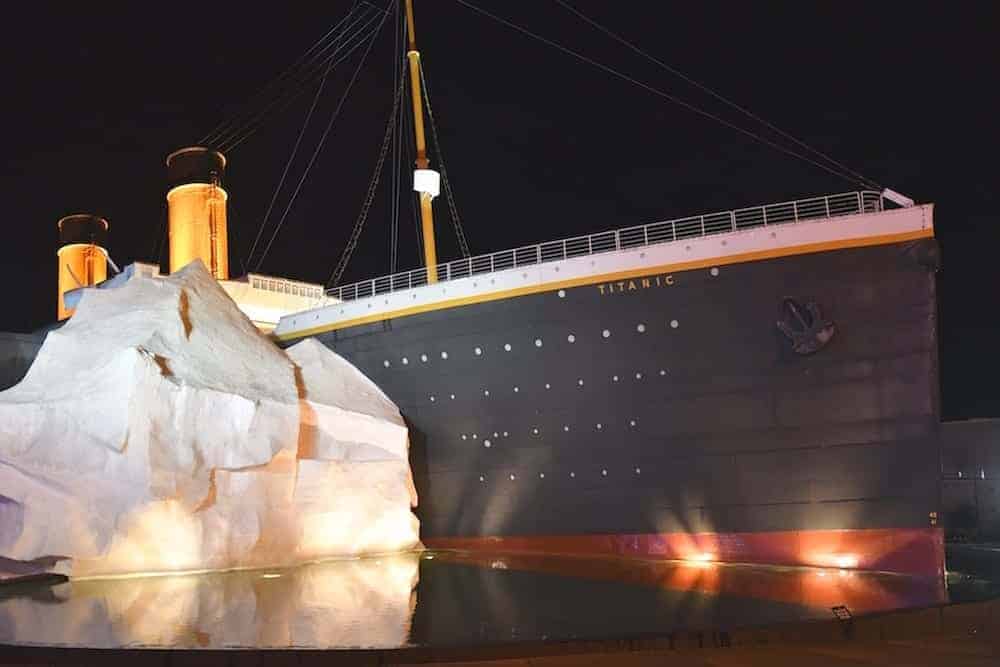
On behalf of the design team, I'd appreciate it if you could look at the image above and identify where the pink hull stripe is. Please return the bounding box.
[426,527,945,578]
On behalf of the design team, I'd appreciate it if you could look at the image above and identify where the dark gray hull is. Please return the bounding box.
[294,238,943,575]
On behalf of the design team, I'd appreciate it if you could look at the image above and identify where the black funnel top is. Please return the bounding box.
[166,147,226,189]
[58,214,109,246]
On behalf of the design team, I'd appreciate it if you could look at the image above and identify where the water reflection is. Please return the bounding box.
[0,551,953,650]
[0,552,419,648]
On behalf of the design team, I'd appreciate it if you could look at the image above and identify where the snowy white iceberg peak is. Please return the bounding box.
[0,261,420,577]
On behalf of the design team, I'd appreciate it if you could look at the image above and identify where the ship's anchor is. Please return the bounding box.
[777,298,835,355]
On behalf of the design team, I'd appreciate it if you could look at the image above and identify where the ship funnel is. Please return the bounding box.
[57,214,109,320]
[166,146,229,279]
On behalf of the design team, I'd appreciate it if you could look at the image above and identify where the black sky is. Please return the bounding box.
[1,2,997,419]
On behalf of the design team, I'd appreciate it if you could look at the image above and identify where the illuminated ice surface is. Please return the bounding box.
[0,261,420,577]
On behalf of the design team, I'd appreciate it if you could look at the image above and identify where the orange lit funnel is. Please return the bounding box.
[166,147,228,279]
[57,214,109,320]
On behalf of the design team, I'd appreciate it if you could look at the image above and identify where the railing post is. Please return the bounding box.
[793,201,798,222]
[700,215,705,236]
[615,231,621,251]
[671,221,676,241]
[563,239,567,260]
[825,196,831,218]
[762,206,768,226]
[730,211,736,232]
[537,244,541,264]
[856,192,862,214]
[588,235,593,254]
[643,225,648,246]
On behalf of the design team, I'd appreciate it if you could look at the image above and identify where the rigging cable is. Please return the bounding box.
[253,5,392,272]
[217,12,385,153]
[243,38,341,272]
[328,75,405,287]
[401,91,424,264]
[201,2,371,147]
[453,0,871,188]
[394,49,423,264]
[552,0,881,190]
[389,0,403,273]
[419,59,472,258]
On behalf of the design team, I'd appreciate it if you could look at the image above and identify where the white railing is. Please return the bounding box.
[327,190,884,301]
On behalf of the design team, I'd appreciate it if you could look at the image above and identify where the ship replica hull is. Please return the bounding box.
[277,194,943,577]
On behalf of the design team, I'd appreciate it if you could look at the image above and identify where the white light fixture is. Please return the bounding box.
[413,169,441,198]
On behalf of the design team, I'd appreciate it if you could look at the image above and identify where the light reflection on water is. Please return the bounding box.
[0,553,420,649]
[0,551,954,650]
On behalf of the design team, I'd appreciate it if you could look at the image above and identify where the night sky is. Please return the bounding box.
[2,2,997,419]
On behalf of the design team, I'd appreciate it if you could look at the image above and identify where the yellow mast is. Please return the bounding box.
[404,0,440,283]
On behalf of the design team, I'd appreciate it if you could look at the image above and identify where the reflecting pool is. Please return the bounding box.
[0,550,962,649]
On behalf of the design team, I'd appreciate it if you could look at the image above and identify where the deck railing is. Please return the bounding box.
[327,190,884,301]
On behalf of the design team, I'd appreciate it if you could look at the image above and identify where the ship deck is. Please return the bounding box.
[275,191,933,340]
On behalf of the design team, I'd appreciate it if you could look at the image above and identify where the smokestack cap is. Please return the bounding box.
[58,214,109,246]
[166,146,227,189]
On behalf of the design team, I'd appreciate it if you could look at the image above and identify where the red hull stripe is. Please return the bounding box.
[426,527,945,578]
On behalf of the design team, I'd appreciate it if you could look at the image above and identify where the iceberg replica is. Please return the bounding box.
[0,262,419,577]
